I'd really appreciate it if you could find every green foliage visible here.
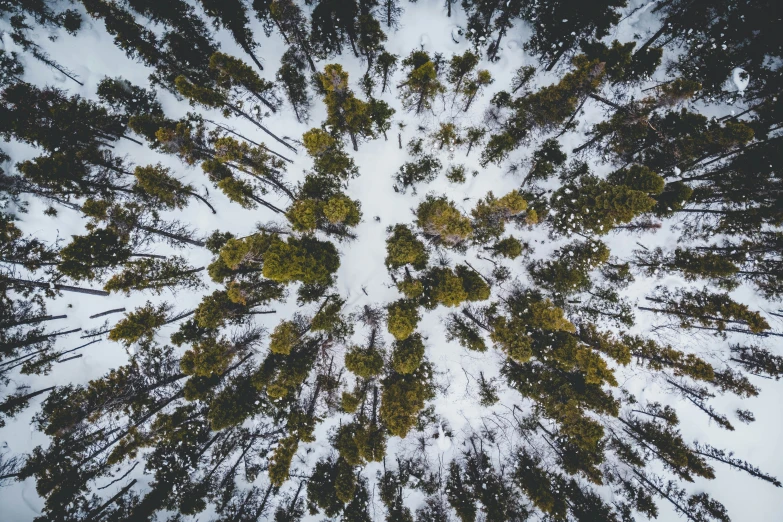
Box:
[263,235,340,285]
[549,170,659,235]
[489,236,524,259]
[385,225,429,270]
[108,302,169,346]
[580,39,662,84]
[318,63,394,150]
[386,299,421,340]
[470,190,528,243]
[391,333,425,374]
[345,346,385,378]
[415,196,472,247]
[269,320,301,355]
[399,50,445,114]
[380,364,432,437]
[180,336,234,377]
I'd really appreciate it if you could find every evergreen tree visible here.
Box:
[398,51,445,115]
[520,0,626,70]
[481,56,605,165]
[278,49,312,123]
[196,0,266,71]
[414,195,472,248]
[318,64,394,150]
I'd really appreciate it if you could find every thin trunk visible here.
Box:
[239,39,264,72]
[0,339,99,374]
[146,267,205,286]
[556,97,588,138]
[129,253,167,260]
[252,483,275,520]
[249,194,285,214]
[225,161,295,199]
[635,23,669,57]
[694,448,782,487]
[572,133,604,154]
[0,315,67,328]
[120,134,144,145]
[4,326,81,348]
[292,25,317,73]
[463,91,478,112]
[164,310,195,325]
[32,49,84,86]
[137,226,205,247]
[97,462,140,491]
[185,190,217,214]
[588,92,626,111]
[416,89,426,114]
[638,305,752,328]
[488,29,504,62]
[247,88,277,113]
[226,103,298,153]
[545,47,568,72]
[630,468,697,521]
[85,479,138,521]
[207,120,293,163]
[0,386,56,414]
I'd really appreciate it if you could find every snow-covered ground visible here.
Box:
[2,0,782,520]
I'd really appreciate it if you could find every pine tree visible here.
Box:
[196,0,265,71]
[318,64,394,150]
[385,225,429,270]
[386,299,420,341]
[520,0,626,70]
[278,49,312,123]
[481,56,605,165]
[375,51,399,93]
[398,51,445,115]
[415,195,472,248]
[309,0,361,58]
[267,0,318,72]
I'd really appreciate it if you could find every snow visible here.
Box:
[436,423,452,452]
[0,0,782,521]
[732,67,750,93]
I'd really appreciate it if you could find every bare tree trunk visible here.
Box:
[227,103,298,153]
[85,479,138,521]
[6,278,109,296]
[1,315,67,328]
[137,226,205,247]
[0,386,56,414]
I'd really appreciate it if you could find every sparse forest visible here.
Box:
[1,0,783,521]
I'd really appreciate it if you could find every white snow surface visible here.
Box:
[732,67,749,93]
[1,0,782,520]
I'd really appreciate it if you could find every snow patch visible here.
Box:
[732,67,749,93]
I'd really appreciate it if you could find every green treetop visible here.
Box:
[398,50,445,115]
[415,196,472,248]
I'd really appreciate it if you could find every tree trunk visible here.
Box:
[1,315,67,329]
[572,133,604,154]
[545,47,568,72]
[227,103,298,153]
[635,23,669,57]
[0,386,56,414]
[5,278,110,296]
[588,92,626,111]
[249,194,286,214]
[185,190,217,214]
[207,120,294,163]
[85,479,138,521]
[137,226,205,247]
[240,40,264,72]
